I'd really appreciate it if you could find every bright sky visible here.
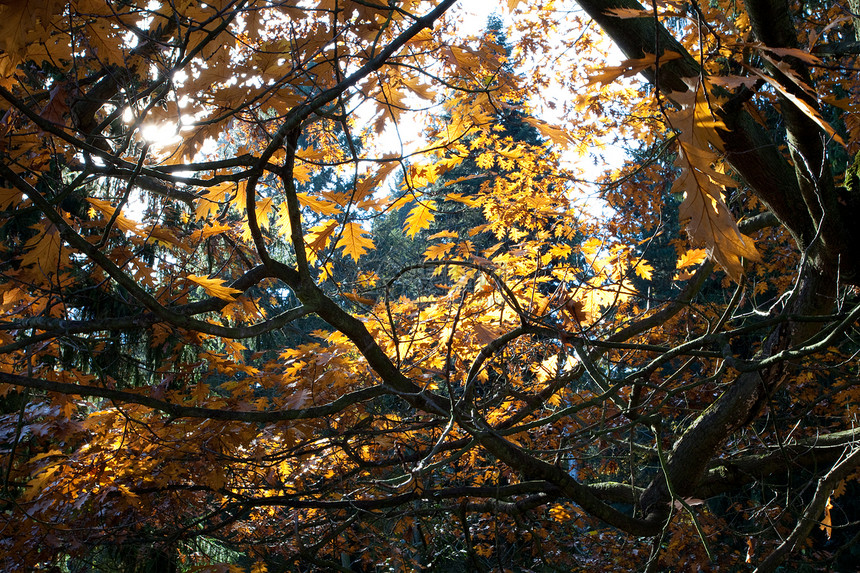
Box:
[133,2,626,220]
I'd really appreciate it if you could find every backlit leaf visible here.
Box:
[404,201,436,238]
[336,222,374,262]
[186,274,243,301]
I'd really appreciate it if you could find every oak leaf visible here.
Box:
[336,222,374,262]
[0,186,22,210]
[424,242,455,260]
[297,192,341,216]
[634,261,654,281]
[20,220,62,274]
[305,220,339,257]
[186,274,243,301]
[343,292,376,306]
[748,66,845,146]
[588,52,682,86]
[668,79,761,280]
[404,201,436,238]
[676,248,708,269]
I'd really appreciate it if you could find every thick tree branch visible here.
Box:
[0,370,388,423]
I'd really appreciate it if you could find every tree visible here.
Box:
[1,0,859,570]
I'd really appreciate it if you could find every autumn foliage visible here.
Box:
[2,0,860,571]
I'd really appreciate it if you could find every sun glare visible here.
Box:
[141,122,181,147]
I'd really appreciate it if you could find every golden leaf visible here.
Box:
[274,203,292,237]
[20,220,62,274]
[524,117,573,147]
[186,274,242,301]
[428,230,458,240]
[336,222,374,262]
[676,248,708,269]
[305,220,339,257]
[404,201,436,238]
[424,242,455,260]
[255,196,274,230]
[748,67,845,146]
[588,52,682,86]
[634,261,654,281]
[87,198,139,235]
[297,192,341,216]
[200,223,232,238]
[668,79,761,280]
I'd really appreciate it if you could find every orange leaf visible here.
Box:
[820,494,834,539]
[342,291,375,306]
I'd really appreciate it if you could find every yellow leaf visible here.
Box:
[200,223,232,238]
[476,152,494,170]
[186,274,242,301]
[293,162,311,184]
[588,52,682,86]
[20,220,62,274]
[748,67,845,146]
[336,222,374,262]
[195,181,233,220]
[668,79,761,280]
[255,196,273,229]
[533,355,559,384]
[297,192,341,216]
[424,242,454,260]
[445,193,482,207]
[524,117,573,147]
[634,261,654,281]
[676,248,708,269]
[404,201,436,238]
[275,203,292,237]
[305,220,339,257]
[87,198,139,235]
[428,230,458,240]
[357,270,378,288]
